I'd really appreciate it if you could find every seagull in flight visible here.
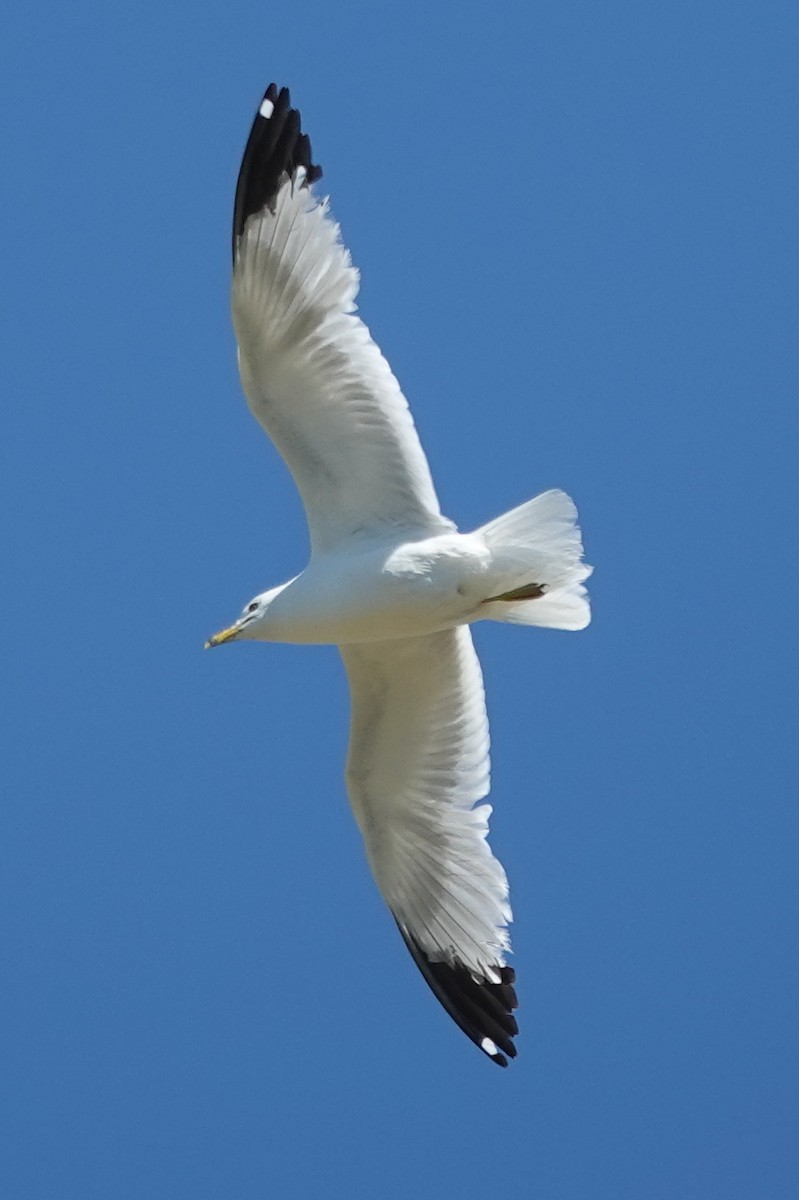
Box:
[206,84,592,1066]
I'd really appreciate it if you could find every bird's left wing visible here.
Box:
[340,628,518,1066]
[232,85,453,554]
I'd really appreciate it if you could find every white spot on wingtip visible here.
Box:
[481,1037,498,1057]
[259,97,275,119]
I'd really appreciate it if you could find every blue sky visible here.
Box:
[2,2,797,1197]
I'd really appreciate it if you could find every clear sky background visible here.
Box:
[2,2,797,1197]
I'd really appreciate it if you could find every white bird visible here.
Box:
[207,84,592,1066]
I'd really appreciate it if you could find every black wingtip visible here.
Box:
[232,83,323,262]
[396,923,518,1067]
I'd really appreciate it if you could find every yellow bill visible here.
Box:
[204,623,240,649]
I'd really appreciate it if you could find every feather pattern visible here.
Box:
[341,628,517,1064]
[232,87,453,553]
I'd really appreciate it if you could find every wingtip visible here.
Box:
[232,83,323,261]
[396,923,519,1066]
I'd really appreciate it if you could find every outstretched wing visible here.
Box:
[340,628,518,1066]
[232,85,453,554]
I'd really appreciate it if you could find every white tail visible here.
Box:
[476,489,592,631]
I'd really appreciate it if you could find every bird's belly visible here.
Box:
[266,536,488,645]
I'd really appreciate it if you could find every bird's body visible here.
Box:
[207,84,592,1066]
[232,531,493,645]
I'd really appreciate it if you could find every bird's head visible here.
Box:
[204,589,276,648]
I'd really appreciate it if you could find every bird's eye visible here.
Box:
[246,601,258,613]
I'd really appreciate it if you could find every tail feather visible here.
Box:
[476,489,592,631]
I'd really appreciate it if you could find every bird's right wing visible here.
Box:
[340,628,518,1066]
[232,85,453,554]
